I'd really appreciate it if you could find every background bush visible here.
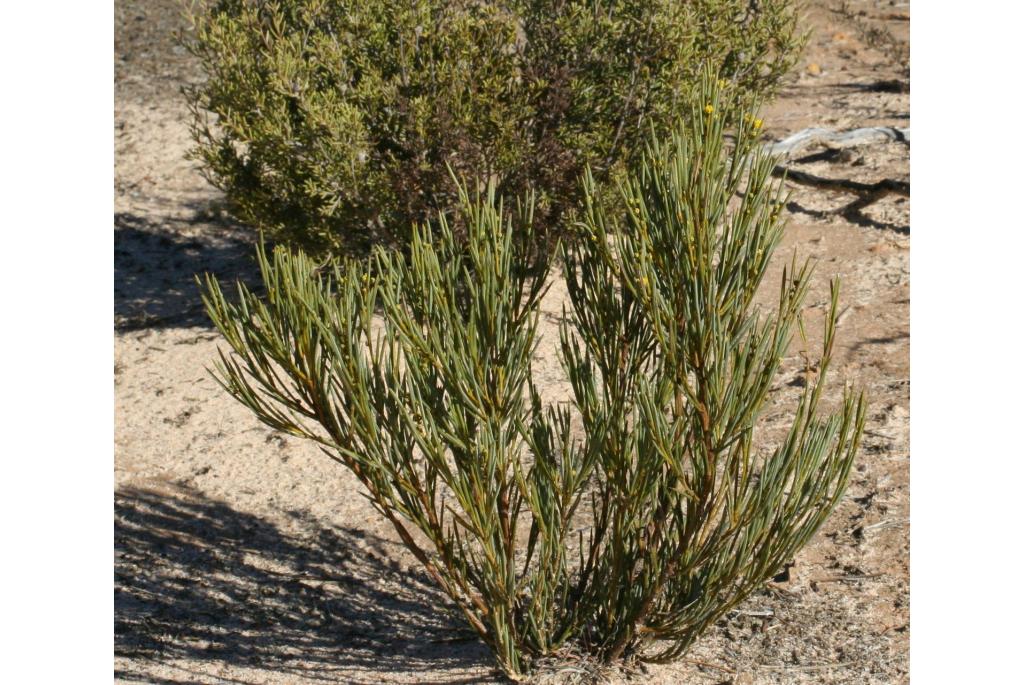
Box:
[201,79,864,678]
[186,0,803,257]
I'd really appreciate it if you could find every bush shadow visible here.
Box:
[114,485,493,684]
[783,200,910,235]
[114,211,263,332]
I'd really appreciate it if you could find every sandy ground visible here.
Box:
[114,1,909,683]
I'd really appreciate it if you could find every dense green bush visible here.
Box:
[186,0,803,257]
[201,80,863,678]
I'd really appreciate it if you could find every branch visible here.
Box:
[763,126,909,228]
[765,126,909,160]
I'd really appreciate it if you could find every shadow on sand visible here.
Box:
[114,485,494,684]
[114,211,263,332]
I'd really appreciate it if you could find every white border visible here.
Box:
[3,3,112,681]
[913,2,1023,681]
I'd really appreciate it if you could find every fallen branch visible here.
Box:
[762,126,910,228]
[765,126,909,160]
[757,658,878,673]
[810,572,883,584]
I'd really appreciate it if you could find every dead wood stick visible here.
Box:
[765,126,909,160]
[753,126,910,221]
[811,572,883,583]
[757,659,874,672]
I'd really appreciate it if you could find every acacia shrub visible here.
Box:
[200,78,863,678]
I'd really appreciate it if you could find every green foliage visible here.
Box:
[185,0,803,257]
[201,83,864,678]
